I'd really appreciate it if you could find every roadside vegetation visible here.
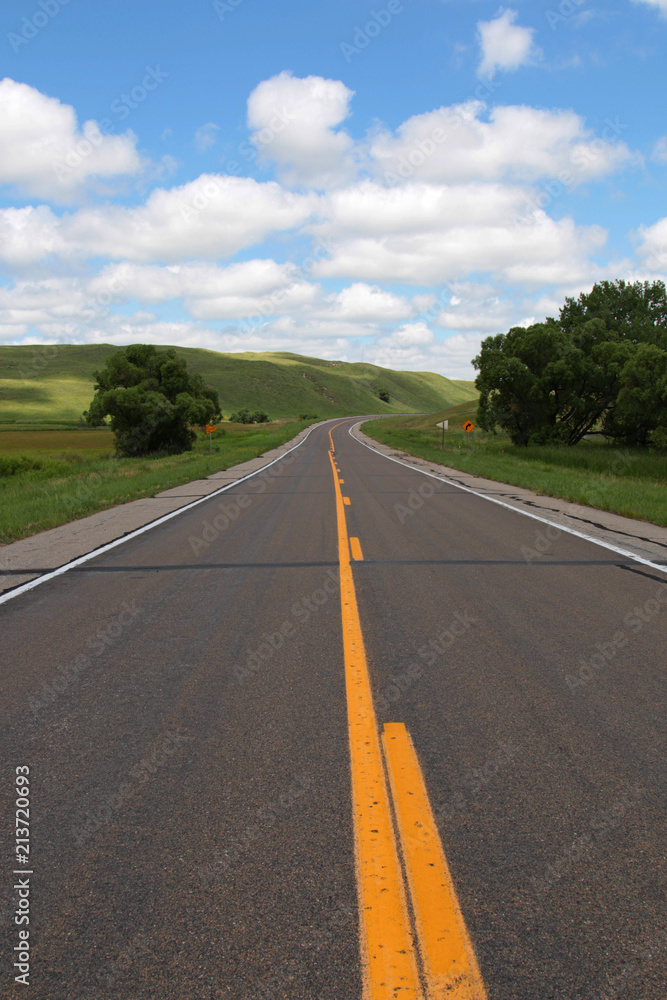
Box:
[0,420,314,544]
[366,279,667,527]
[474,280,667,448]
[364,403,667,527]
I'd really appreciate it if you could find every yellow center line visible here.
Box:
[350,537,364,562]
[328,425,422,1000]
[343,497,351,505]
[328,423,487,1000]
[383,724,488,1000]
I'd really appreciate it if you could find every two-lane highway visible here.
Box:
[1,418,665,998]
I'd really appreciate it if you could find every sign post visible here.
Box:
[205,424,217,451]
[462,420,475,453]
[436,420,448,448]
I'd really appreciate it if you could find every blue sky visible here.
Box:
[1,0,666,377]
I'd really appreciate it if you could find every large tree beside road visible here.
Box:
[473,280,667,446]
[85,344,221,456]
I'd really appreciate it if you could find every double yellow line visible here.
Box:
[328,427,487,1000]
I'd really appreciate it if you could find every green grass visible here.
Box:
[364,406,667,527]
[0,420,314,544]
[0,344,477,425]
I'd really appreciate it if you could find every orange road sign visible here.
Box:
[462,420,475,433]
[205,424,217,433]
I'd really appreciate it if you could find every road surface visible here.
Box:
[1,418,665,998]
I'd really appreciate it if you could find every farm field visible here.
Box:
[0,420,314,544]
[364,404,667,527]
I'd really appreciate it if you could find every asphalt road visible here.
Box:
[1,418,665,999]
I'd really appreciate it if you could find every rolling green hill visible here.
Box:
[0,345,477,425]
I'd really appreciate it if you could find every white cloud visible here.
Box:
[631,0,667,16]
[324,283,412,322]
[312,180,607,286]
[635,216,667,274]
[477,10,540,79]
[651,136,667,163]
[0,78,142,201]
[0,72,653,381]
[194,123,219,151]
[247,71,356,188]
[0,206,66,265]
[87,259,301,303]
[369,103,638,185]
[0,175,316,265]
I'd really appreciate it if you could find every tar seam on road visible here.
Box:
[0,419,339,608]
[350,423,667,578]
[329,424,487,1000]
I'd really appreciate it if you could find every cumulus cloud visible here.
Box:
[0,176,316,265]
[635,216,667,273]
[631,0,667,15]
[652,136,667,163]
[0,78,142,201]
[311,180,607,286]
[0,71,653,379]
[0,206,67,265]
[194,123,219,151]
[477,10,540,79]
[369,102,638,185]
[247,71,356,188]
[322,283,412,323]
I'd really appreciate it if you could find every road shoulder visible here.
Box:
[352,422,667,571]
[0,420,330,596]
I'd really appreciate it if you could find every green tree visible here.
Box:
[84,345,220,456]
[474,280,667,446]
[602,343,667,446]
[378,388,390,402]
[228,408,269,424]
[560,279,667,349]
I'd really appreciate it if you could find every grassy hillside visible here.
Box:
[0,345,477,425]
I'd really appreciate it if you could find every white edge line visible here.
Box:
[0,419,340,607]
[349,422,667,578]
